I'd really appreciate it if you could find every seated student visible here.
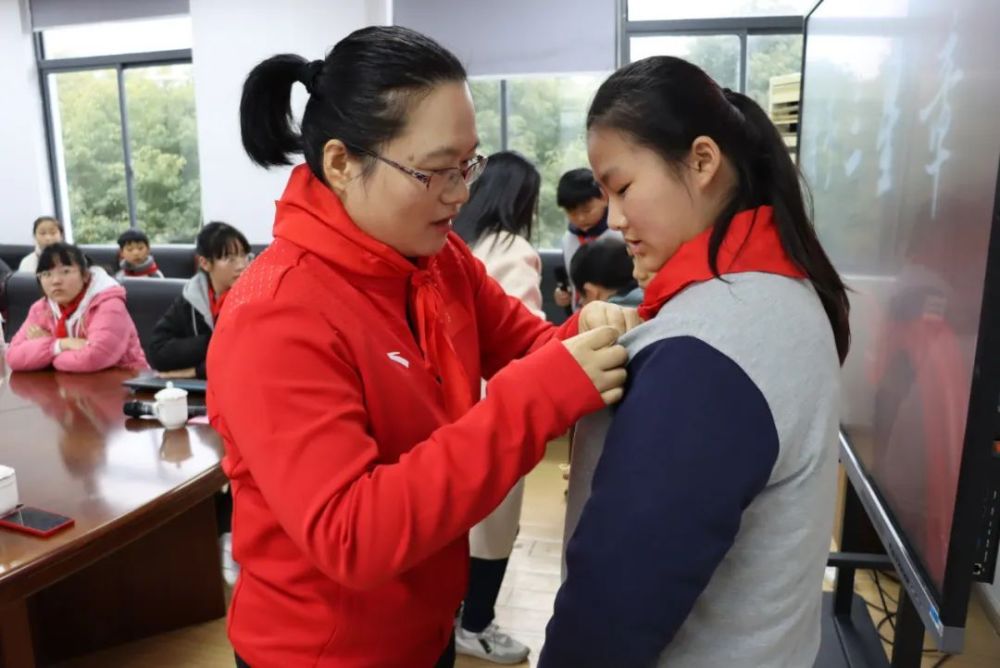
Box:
[553,168,619,310]
[116,229,164,278]
[570,238,643,308]
[19,216,64,273]
[6,243,148,373]
[149,221,250,379]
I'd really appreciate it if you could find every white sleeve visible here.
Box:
[486,237,545,321]
[18,254,37,273]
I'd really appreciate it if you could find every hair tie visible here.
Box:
[721,87,746,123]
[299,59,325,95]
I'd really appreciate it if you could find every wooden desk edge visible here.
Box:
[0,464,227,604]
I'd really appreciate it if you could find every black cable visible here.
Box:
[864,598,888,615]
[869,570,943,655]
[880,569,901,583]
[877,613,896,645]
[873,571,896,632]
[930,653,953,667]
[878,570,900,604]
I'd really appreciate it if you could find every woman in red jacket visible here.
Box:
[209,26,633,668]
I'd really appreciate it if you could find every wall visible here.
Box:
[0,0,56,243]
[189,0,388,243]
[394,0,616,76]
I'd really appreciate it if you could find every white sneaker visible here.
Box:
[455,623,530,664]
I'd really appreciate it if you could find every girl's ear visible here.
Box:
[688,135,724,192]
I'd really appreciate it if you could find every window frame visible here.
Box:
[35,32,194,234]
[619,15,805,95]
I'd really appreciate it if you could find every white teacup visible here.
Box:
[0,466,18,516]
[154,382,189,430]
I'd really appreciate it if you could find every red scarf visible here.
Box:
[54,281,90,338]
[208,285,228,321]
[272,164,474,420]
[638,206,807,320]
[124,260,161,277]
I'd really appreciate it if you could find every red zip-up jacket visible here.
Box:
[207,170,603,667]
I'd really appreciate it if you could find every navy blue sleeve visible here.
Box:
[539,336,780,668]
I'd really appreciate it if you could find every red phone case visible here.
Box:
[0,509,75,538]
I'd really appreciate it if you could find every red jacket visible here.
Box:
[207,166,602,667]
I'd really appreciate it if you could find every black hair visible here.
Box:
[36,242,89,275]
[570,238,637,296]
[557,168,604,210]
[196,221,251,261]
[117,228,151,249]
[453,151,540,247]
[33,216,64,236]
[240,26,467,179]
[588,56,850,363]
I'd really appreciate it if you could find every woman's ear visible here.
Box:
[196,255,212,273]
[322,139,360,197]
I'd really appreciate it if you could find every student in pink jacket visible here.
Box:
[6,243,148,373]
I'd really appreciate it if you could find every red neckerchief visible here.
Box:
[54,279,91,338]
[272,164,474,420]
[569,212,609,247]
[208,285,229,321]
[638,206,807,320]
[124,260,161,277]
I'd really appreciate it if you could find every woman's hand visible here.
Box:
[158,367,198,380]
[26,325,51,340]
[58,338,87,351]
[577,301,642,337]
[562,326,628,405]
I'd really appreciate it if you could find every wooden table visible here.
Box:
[0,365,227,667]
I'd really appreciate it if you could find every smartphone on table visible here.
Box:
[0,505,75,538]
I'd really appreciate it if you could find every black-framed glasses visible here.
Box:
[350,146,488,191]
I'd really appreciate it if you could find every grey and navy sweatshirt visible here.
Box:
[544,271,841,668]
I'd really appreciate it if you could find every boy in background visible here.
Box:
[553,168,619,309]
[116,229,164,279]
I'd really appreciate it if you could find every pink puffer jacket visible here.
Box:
[6,267,148,373]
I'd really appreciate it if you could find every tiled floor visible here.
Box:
[57,438,1000,667]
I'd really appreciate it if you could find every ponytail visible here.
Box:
[715,89,851,363]
[240,54,311,167]
[238,26,466,179]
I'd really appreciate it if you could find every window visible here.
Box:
[623,10,806,163]
[39,17,201,244]
[468,74,606,249]
[629,35,741,89]
[627,0,816,20]
[506,75,604,249]
[747,34,804,108]
[48,69,130,244]
[123,65,202,243]
[41,16,193,60]
[469,79,503,156]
